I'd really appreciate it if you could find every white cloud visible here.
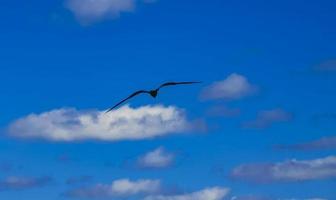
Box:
[201,73,257,101]
[66,179,229,200]
[231,155,336,183]
[144,187,230,200]
[138,147,175,168]
[65,0,155,24]
[8,105,199,142]
[243,109,292,129]
[66,178,161,198]
[110,179,160,195]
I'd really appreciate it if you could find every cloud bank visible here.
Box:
[66,178,161,198]
[66,179,229,200]
[243,109,292,129]
[201,73,257,101]
[66,0,155,24]
[0,176,52,190]
[231,156,336,183]
[144,187,230,200]
[137,147,175,169]
[8,105,200,142]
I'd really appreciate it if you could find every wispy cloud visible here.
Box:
[137,147,175,169]
[144,187,230,200]
[242,109,292,129]
[65,178,161,198]
[231,156,336,183]
[65,0,156,24]
[276,136,336,151]
[8,105,201,142]
[0,176,52,190]
[200,73,257,101]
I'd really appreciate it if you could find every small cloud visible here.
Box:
[8,105,200,142]
[231,155,336,183]
[206,105,241,117]
[66,176,93,185]
[0,176,52,190]
[314,59,336,72]
[65,178,161,198]
[144,187,230,200]
[242,109,292,129]
[200,73,257,101]
[65,0,156,24]
[276,136,336,151]
[137,147,175,169]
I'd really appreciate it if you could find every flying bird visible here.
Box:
[106,81,201,113]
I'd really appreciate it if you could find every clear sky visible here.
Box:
[0,0,336,200]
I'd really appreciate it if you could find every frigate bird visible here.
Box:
[106,81,201,113]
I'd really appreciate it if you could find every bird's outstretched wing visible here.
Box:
[157,81,202,90]
[106,90,149,113]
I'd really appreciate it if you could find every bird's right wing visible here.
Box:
[105,90,149,113]
[157,81,202,90]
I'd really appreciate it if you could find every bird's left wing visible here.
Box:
[105,90,149,113]
[157,81,202,90]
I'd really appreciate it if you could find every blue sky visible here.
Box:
[0,0,336,199]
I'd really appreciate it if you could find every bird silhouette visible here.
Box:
[106,81,201,113]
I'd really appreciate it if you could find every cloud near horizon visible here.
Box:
[66,178,229,200]
[231,155,336,183]
[144,187,230,200]
[8,105,203,142]
[200,73,257,101]
[65,178,161,198]
[66,0,156,24]
[137,147,175,169]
